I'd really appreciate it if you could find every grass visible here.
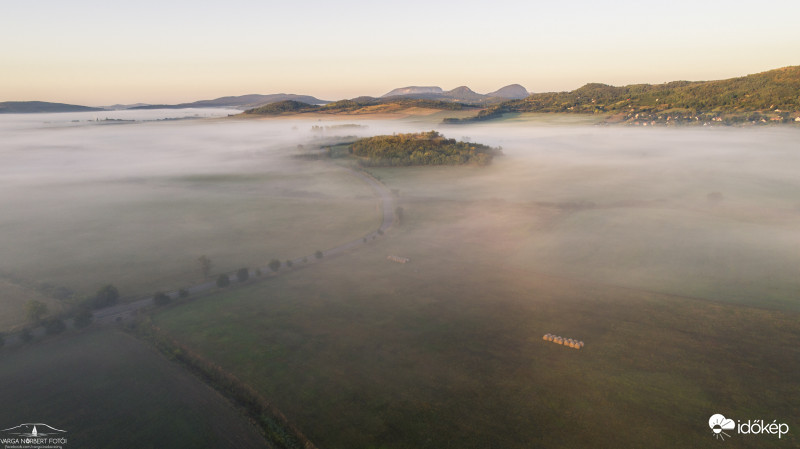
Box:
[362,132,800,312]
[0,162,380,322]
[152,195,800,449]
[149,127,800,447]
[0,279,64,332]
[7,119,799,448]
[0,328,266,449]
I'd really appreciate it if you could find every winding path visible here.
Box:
[3,164,395,345]
[94,166,395,325]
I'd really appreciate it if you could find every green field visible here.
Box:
[0,159,379,331]
[0,328,267,448]
[363,127,800,311]
[5,118,799,448]
[152,216,800,448]
[148,126,800,448]
[0,279,65,332]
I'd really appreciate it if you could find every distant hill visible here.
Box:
[243,100,319,115]
[244,97,474,116]
[443,86,485,102]
[130,94,330,110]
[350,131,500,166]
[445,66,800,124]
[381,84,530,103]
[486,84,529,99]
[382,86,444,97]
[0,101,103,114]
[102,103,150,110]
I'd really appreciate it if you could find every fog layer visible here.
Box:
[1,111,799,324]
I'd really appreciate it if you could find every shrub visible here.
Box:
[216,274,231,288]
[44,318,66,335]
[269,259,281,272]
[314,250,323,259]
[92,284,120,309]
[154,292,171,306]
[26,300,48,323]
[237,268,250,282]
[178,288,189,298]
[73,308,93,328]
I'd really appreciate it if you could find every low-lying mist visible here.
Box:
[1,111,799,330]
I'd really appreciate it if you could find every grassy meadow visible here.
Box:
[152,209,800,449]
[0,117,381,330]
[3,114,799,448]
[0,328,266,448]
[151,124,800,449]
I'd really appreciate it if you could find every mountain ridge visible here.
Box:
[444,66,800,124]
[381,84,529,103]
[0,101,104,114]
[129,93,330,110]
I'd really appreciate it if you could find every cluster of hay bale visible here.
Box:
[387,255,410,264]
[543,333,584,349]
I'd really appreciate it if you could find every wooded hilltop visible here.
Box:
[349,131,500,166]
[444,66,800,125]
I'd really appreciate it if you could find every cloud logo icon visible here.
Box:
[709,414,735,440]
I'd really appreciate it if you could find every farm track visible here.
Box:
[3,165,396,344]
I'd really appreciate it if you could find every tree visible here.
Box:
[255,268,262,277]
[178,288,189,298]
[0,332,5,348]
[216,274,230,288]
[314,250,323,259]
[269,259,281,272]
[21,328,33,343]
[198,255,212,279]
[73,308,93,328]
[44,318,66,335]
[154,292,171,306]
[26,300,48,323]
[237,268,250,282]
[92,284,119,309]
[285,260,293,268]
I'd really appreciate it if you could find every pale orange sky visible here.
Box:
[2,0,798,105]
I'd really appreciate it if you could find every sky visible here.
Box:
[2,0,799,105]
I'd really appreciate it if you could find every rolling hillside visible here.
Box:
[445,66,800,124]
[0,101,103,113]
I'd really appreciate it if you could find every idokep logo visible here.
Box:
[708,413,790,441]
[709,414,736,440]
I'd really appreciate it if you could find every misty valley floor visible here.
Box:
[151,191,800,449]
[2,114,800,448]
